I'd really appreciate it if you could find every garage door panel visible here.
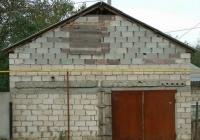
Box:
[112,91,143,140]
[144,90,176,140]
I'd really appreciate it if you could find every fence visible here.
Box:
[0,52,9,92]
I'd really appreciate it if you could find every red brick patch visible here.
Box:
[108,59,120,65]
[97,59,107,65]
[85,59,96,65]
[154,59,165,64]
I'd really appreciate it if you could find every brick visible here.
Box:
[87,17,99,22]
[32,54,43,59]
[104,37,115,42]
[134,42,145,48]
[27,105,37,109]
[121,21,132,26]
[50,48,61,54]
[9,54,18,59]
[146,53,157,59]
[110,32,121,37]
[16,127,26,132]
[86,111,96,115]
[169,53,180,58]
[32,110,42,115]
[152,37,163,42]
[165,59,175,64]
[83,59,95,65]
[132,59,143,64]
[19,54,30,59]
[38,116,48,121]
[32,76,42,81]
[108,26,115,32]
[97,59,107,65]
[49,59,60,64]
[115,16,125,21]
[38,105,48,110]
[158,53,169,59]
[75,110,85,115]
[53,110,63,115]
[146,43,157,48]
[128,37,139,42]
[116,26,127,31]
[144,59,154,64]
[140,37,151,42]
[128,47,139,53]
[28,126,38,132]
[125,53,135,59]
[37,48,48,53]
[27,116,37,121]
[75,17,87,22]
[49,116,58,121]
[164,48,175,53]
[116,37,126,42]
[146,31,156,37]
[56,54,67,59]
[170,75,180,80]
[43,99,53,104]
[30,43,41,48]
[120,59,132,64]
[47,37,60,42]
[73,59,85,64]
[36,37,47,42]
[134,31,145,37]
[154,59,165,64]
[61,59,73,65]
[108,59,120,65]
[110,42,121,48]
[117,48,127,53]
[55,42,69,48]
[42,31,54,37]
[24,48,36,53]
[152,48,163,53]
[43,110,52,115]
[110,21,121,26]
[16,105,27,109]
[24,59,35,64]
[128,26,139,31]
[54,31,66,37]
[122,32,133,37]
[181,53,190,58]
[140,48,151,53]
[158,43,170,48]
[128,75,138,80]
[44,54,55,59]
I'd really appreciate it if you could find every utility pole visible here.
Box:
[107,0,111,5]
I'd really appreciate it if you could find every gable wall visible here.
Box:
[9,15,191,140]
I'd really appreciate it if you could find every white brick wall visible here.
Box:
[12,93,98,139]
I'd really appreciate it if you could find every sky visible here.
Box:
[75,0,200,47]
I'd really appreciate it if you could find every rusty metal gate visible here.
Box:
[112,90,176,140]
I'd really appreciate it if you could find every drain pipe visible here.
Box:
[67,71,70,140]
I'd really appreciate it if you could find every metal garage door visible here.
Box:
[112,90,176,140]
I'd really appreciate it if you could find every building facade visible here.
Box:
[2,2,196,140]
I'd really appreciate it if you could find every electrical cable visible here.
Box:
[165,27,200,33]
[178,23,200,39]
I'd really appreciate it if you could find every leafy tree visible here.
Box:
[0,0,86,91]
[191,39,200,67]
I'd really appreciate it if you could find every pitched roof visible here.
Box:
[191,64,200,82]
[1,2,196,53]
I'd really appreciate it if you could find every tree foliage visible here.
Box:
[191,39,200,67]
[0,0,86,91]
